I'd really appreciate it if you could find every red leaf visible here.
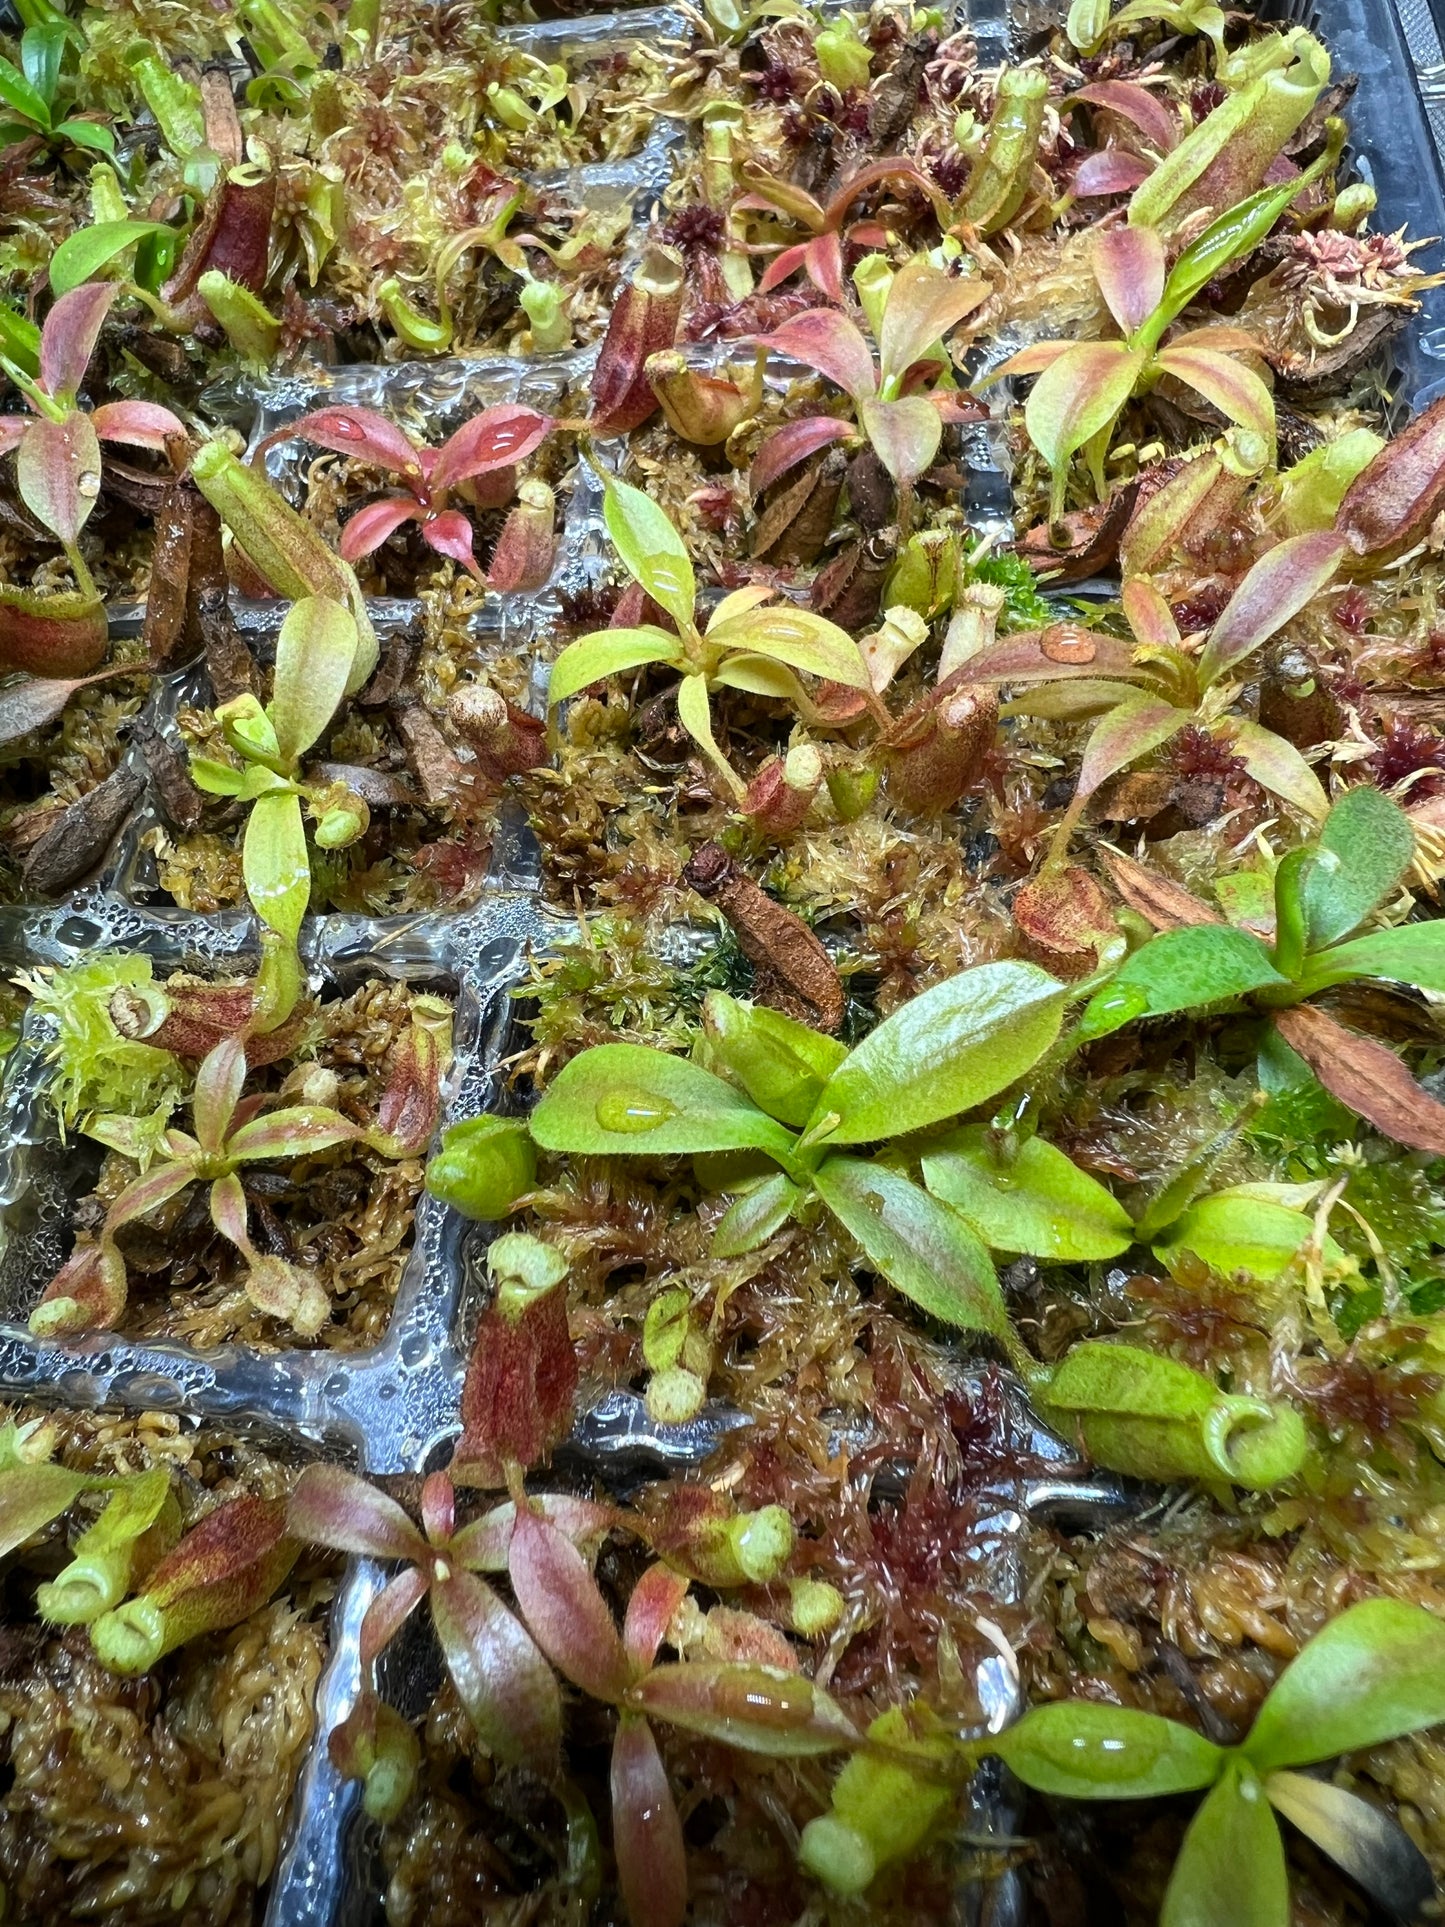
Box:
[287,1465,428,1564]
[1073,148,1153,196]
[1272,1005,1445,1154]
[508,1507,630,1703]
[612,1718,688,1927]
[1091,226,1165,336]
[421,1471,454,1546]
[430,1568,561,1773]
[339,496,421,562]
[266,407,424,486]
[1070,81,1178,153]
[39,281,117,402]
[804,232,846,303]
[421,508,483,578]
[429,405,553,494]
[748,416,855,497]
[755,309,877,404]
[757,241,811,296]
[624,1564,691,1674]
[1100,847,1221,930]
[90,400,188,451]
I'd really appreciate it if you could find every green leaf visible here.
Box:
[49,220,167,298]
[242,788,310,947]
[1300,921,1445,996]
[21,24,65,111]
[675,670,744,797]
[529,1042,800,1166]
[1243,1596,1445,1774]
[1152,1191,1320,1283]
[857,395,942,491]
[1301,787,1415,950]
[0,53,49,127]
[1161,1762,1288,1927]
[188,756,247,797]
[1079,926,1286,1038]
[699,991,847,1128]
[921,1126,1134,1260]
[268,595,358,768]
[991,1700,1224,1799]
[602,476,695,631]
[807,962,1067,1148]
[1222,719,1328,822]
[706,606,870,688]
[545,627,682,707]
[812,1156,1009,1335]
[53,119,114,155]
[711,1170,801,1256]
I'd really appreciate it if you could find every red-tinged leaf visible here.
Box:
[1336,393,1445,561]
[0,666,131,747]
[265,407,423,485]
[748,416,855,496]
[1272,1005,1445,1154]
[877,259,988,387]
[17,411,102,545]
[1100,847,1221,930]
[1198,530,1347,688]
[226,1105,361,1162]
[1122,576,1182,649]
[509,1507,630,1703]
[1091,226,1165,336]
[450,1494,617,1571]
[373,1008,446,1159]
[192,1034,246,1154]
[421,1471,454,1546]
[629,1662,859,1757]
[624,1564,691,1674]
[612,1718,688,1927]
[756,309,877,404]
[421,508,483,578]
[39,280,117,402]
[359,1567,430,1669]
[0,417,26,456]
[757,241,812,297]
[430,1568,561,1772]
[90,399,188,451]
[1024,341,1147,481]
[1220,718,1328,820]
[1073,148,1153,195]
[208,1170,257,1262]
[1153,342,1276,451]
[1075,696,1188,808]
[804,231,846,303]
[339,495,421,562]
[30,1239,129,1336]
[858,394,941,490]
[933,390,989,424]
[989,340,1077,382]
[1071,80,1179,152]
[430,405,553,494]
[963,629,1145,685]
[287,1464,428,1564]
[104,1158,197,1238]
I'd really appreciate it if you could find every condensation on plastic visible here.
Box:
[0,2,1435,1920]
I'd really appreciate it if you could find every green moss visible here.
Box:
[18,956,185,1139]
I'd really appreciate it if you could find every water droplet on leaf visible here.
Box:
[595,1089,679,1133]
[77,471,100,499]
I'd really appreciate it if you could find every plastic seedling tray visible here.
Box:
[0,3,1440,1920]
